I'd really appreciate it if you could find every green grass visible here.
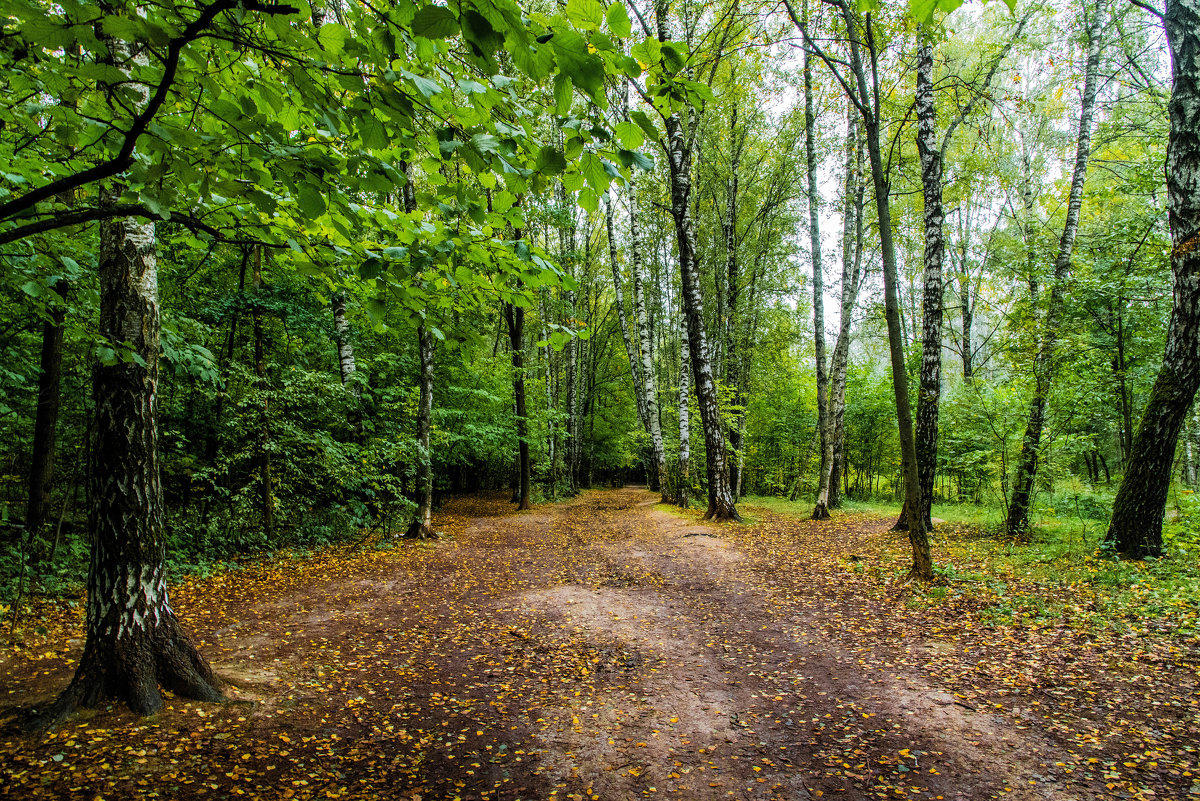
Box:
[740,490,1200,637]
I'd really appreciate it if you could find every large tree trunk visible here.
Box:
[34,206,220,728]
[804,37,833,521]
[656,1,739,522]
[913,29,945,533]
[1105,0,1200,558]
[828,101,866,511]
[25,279,69,543]
[505,303,531,510]
[1006,6,1103,537]
[34,19,223,724]
[406,324,436,538]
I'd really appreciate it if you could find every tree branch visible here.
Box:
[0,204,291,248]
[0,0,299,223]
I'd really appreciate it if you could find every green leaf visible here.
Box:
[631,151,654,170]
[471,133,501,154]
[412,5,459,38]
[536,146,567,175]
[100,15,143,43]
[317,23,349,53]
[909,0,937,22]
[630,110,660,140]
[553,73,574,116]
[565,0,606,31]
[298,183,327,219]
[606,2,632,38]
[614,120,644,149]
[550,29,604,98]
[561,171,585,192]
[21,281,41,298]
[577,186,599,213]
[631,37,661,67]
[359,113,389,151]
[581,153,611,193]
[405,71,443,98]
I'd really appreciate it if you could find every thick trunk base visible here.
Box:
[704,499,743,522]
[811,503,831,521]
[29,617,221,731]
[403,521,438,540]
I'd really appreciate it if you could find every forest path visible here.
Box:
[4,488,1188,800]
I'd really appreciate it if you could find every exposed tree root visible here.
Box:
[25,618,222,732]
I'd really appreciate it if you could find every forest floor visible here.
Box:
[1,487,1198,801]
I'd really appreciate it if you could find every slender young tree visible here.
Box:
[1006,3,1104,536]
[827,101,866,510]
[789,0,931,578]
[803,13,834,521]
[607,192,650,434]
[912,27,945,533]
[26,279,70,543]
[1105,0,1200,557]
[654,0,740,521]
[404,167,436,539]
[630,182,670,499]
[251,248,273,539]
[723,100,747,501]
[407,323,437,537]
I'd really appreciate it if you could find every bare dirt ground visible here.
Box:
[2,487,1197,800]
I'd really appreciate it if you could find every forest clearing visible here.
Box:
[2,487,1196,801]
[2,0,1200,798]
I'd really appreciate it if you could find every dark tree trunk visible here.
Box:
[251,249,273,540]
[203,252,247,466]
[406,325,436,538]
[505,303,531,511]
[798,2,931,578]
[34,206,220,728]
[539,293,558,500]
[26,279,69,543]
[1006,6,1103,537]
[958,244,974,380]
[1106,0,1200,558]
[913,29,945,533]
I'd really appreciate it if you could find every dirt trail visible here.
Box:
[0,488,1142,800]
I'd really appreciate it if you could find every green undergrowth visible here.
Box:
[742,492,1200,640]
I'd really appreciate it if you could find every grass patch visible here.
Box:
[742,491,1200,638]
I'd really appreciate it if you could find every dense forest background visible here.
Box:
[0,0,1197,691]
